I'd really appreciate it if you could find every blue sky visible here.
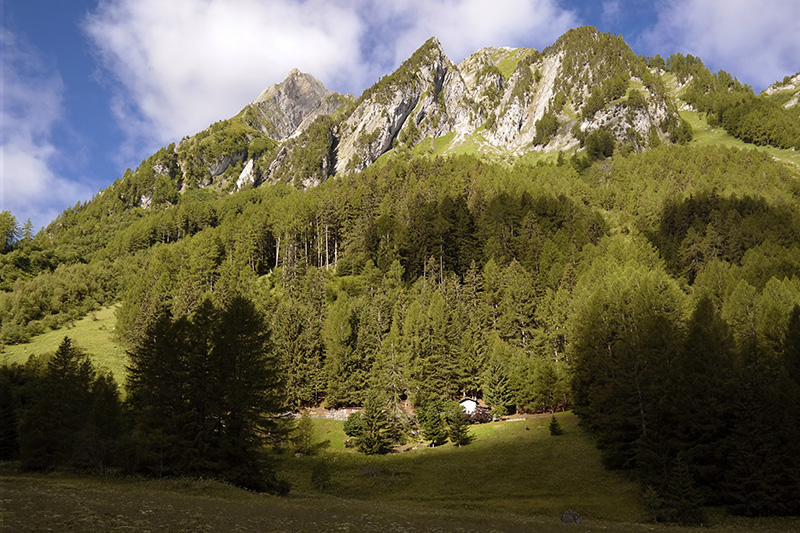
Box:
[2,0,799,231]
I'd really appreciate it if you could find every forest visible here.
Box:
[2,137,800,523]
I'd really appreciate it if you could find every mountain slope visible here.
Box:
[129,26,691,198]
[764,71,800,114]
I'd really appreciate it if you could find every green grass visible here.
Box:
[0,305,126,381]
[680,110,800,166]
[409,132,457,158]
[516,148,564,166]
[283,413,644,524]
[495,48,526,79]
[4,413,799,531]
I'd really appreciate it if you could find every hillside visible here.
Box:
[2,26,800,525]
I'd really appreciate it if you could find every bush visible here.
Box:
[464,407,492,424]
[343,412,365,438]
[311,460,331,491]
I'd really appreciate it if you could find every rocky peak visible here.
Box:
[334,37,462,174]
[246,68,347,141]
[254,68,325,105]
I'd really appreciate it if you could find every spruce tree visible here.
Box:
[419,399,448,446]
[356,393,393,454]
[18,337,94,470]
[445,401,470,446]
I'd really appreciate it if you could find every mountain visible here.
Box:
[3,26,800,518]
[763,71,800,113]
[75,26,799,207]
[121,27,699,200]
[241,27,684,185]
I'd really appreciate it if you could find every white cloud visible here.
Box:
[640,0,800,91]
[0,29,92,231]
[84,0,578,158]
[84,0,366,151]
[384,0,578,67]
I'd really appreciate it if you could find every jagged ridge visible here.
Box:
[103,26,753,209]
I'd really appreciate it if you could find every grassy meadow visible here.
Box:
[680,109,800,166]
[0,305,127,382]
[3,413,799,532]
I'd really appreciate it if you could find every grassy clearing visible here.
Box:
[0,305,126,381]
[680,110,800,166]
[410,132,457,158]
[4,413,799,531]
[283,413,644,524]
[495,48,526,79]
[516,148,563,166]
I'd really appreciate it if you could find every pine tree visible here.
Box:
[445,401,470,446]
[723,335,791,516]
[126,308,189,477]
[781,305,800,514]
[0,365,23,460]
[77,372,124,474]
[18,337,94,470]
[356,393,394,454]
[419,399,448,446]
[212,295,287,491]
[664,296,735,497]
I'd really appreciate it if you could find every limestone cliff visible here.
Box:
[245,68,350,141]
[164,27,695,198]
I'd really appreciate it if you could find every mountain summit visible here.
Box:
[100,26,799,202]
[232,27,684,189]
[246,68,349,141]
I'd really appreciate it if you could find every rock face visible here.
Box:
[330,27,679,177]
[246,68,350,141]
[169,27,690,194]
[764,72,800,110]
[334,37,468,174]
[236,159,256,190]
[485,51,565,151]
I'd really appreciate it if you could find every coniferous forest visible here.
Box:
[2,29,800,526]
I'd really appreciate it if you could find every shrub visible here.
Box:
[343,412,364,438]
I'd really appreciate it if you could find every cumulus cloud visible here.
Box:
[640,0,800,91]
[0,29,92,231]
[84,0,578,156]
[84,0,366,151]
[373,0,578,68]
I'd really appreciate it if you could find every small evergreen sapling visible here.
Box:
[549,414,564,436]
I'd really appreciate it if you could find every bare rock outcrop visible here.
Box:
[246,69,349,141]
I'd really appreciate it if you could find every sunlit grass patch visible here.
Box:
[282,413,643,523]
[1,304,126,381]
[681,110,800,166]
